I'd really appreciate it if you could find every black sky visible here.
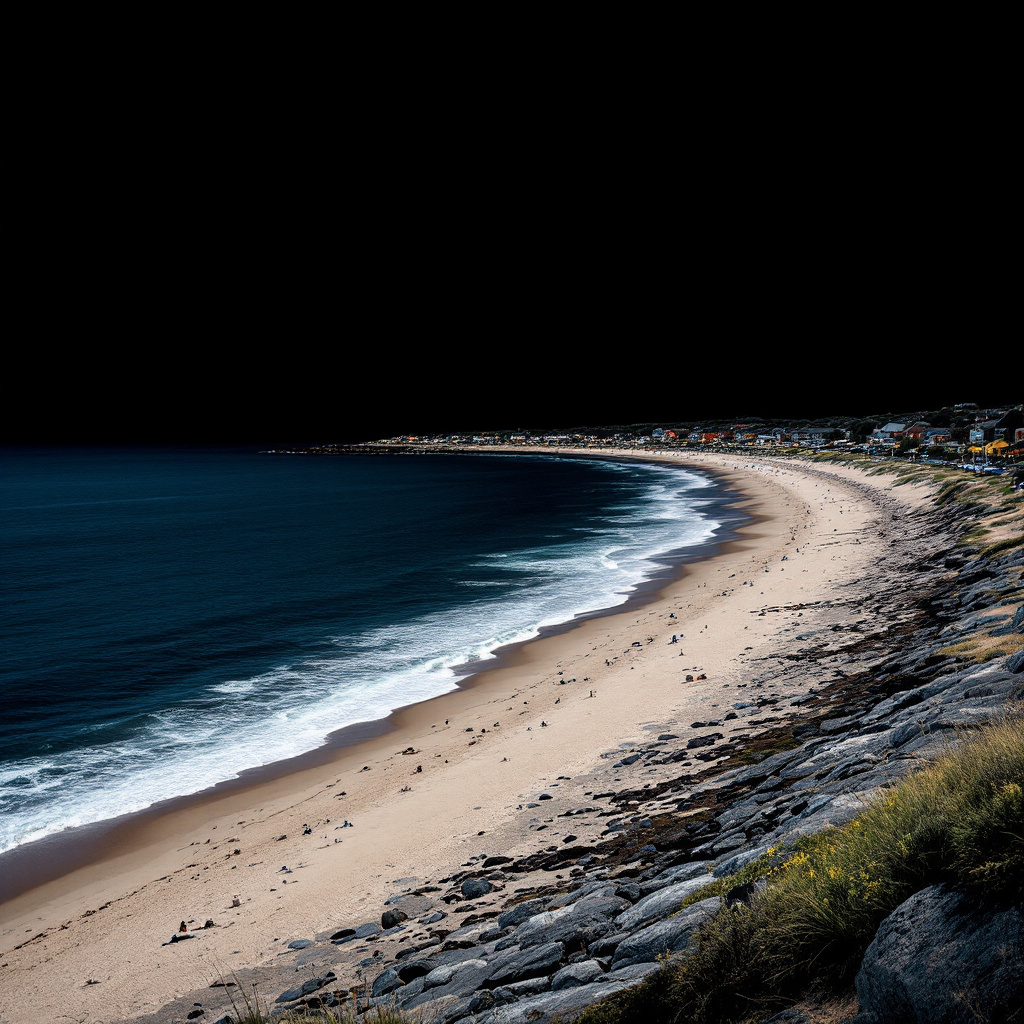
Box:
[11,117,1015,449]
[13,348,1016,448]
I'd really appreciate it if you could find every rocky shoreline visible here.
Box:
[128,463,1024,1024]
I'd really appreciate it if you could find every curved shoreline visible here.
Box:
[0,452,752,904]
[0,449,937,1024]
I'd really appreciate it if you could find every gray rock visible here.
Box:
[556,889,632,920]
[475,977,656,1024]
[496,897,549,930]
[462,877,495,899]
[494,976,551,998]
[587,930,629,959]
[370,966,403,998]
[550,959,604,990]
[397,992,478,1024]
[854,884,1024,1024]
[687,733,722,749]
[381,908,408,929]
[485,941,566,988]
[614,875,710,929]
[517,912,617,954]
[400,958,494,1010]
[601,961,662,984]
[324,920,380,943]
[422,958,490,993]
[993,603,1024,634]
[610,897,722,969]
[639,859,715,891]
[546,880,618,909]
[276,972,336,1003]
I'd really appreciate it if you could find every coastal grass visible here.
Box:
[569,712,1024,1024]
[218,976,409,1023]
[981,531,1024,556]
[940,633,1024,665]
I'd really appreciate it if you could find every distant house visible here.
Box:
[872,422,907,441]
[790,428,831,445]
[903,421,931,440]
[977,410,1024,443]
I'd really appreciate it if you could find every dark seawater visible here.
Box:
[0,444,736,856]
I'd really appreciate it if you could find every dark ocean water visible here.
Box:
[0,445,736,856]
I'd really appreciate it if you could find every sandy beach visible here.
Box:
[0,450,937,1024]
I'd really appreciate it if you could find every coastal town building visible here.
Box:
[977,409,1024,443]
[355,404,1022,469]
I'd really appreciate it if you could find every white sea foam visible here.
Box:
[0,457,727,855]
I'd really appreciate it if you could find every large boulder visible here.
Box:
[854,884,1024,1023]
